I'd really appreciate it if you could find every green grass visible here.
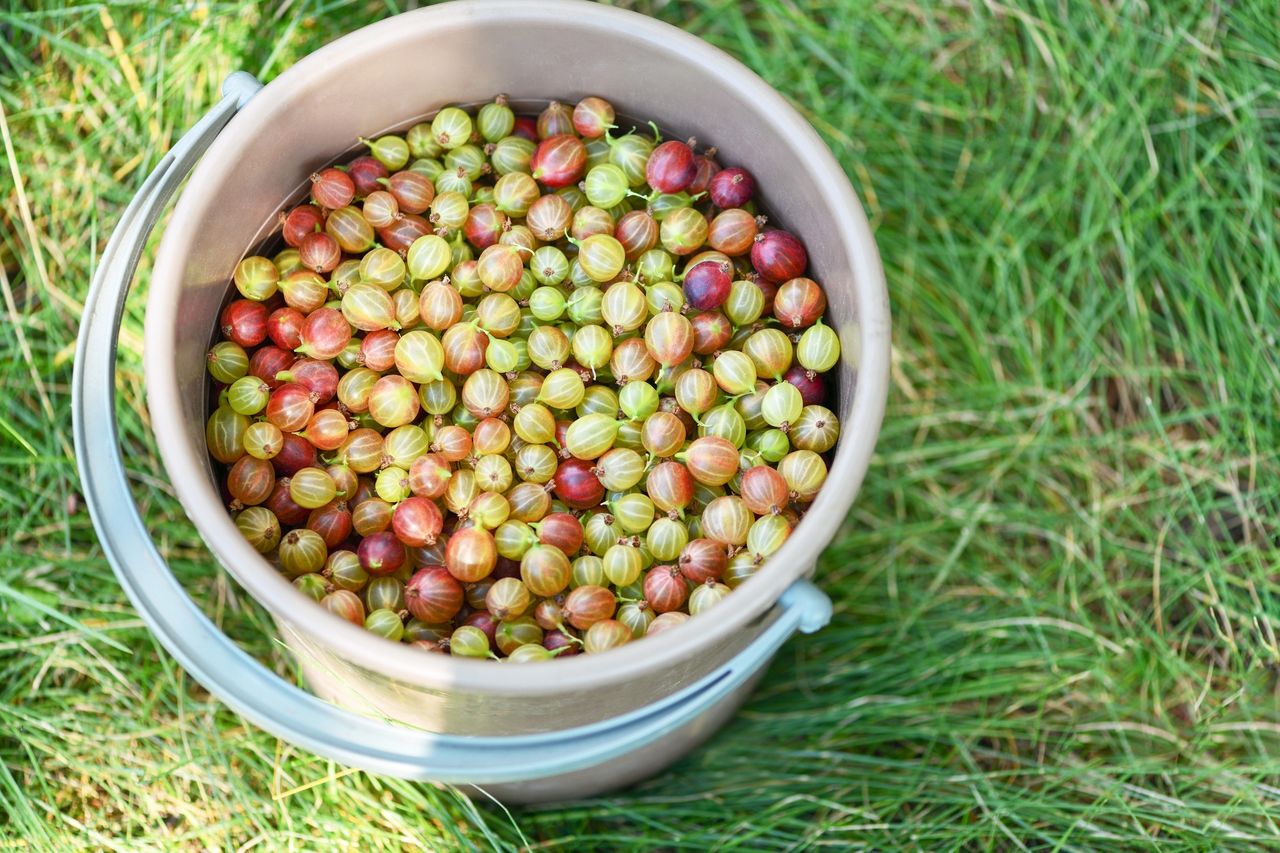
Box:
[2,0,1279,848]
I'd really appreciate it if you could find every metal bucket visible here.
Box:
[73,0,890,803]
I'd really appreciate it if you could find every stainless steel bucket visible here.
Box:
[73,0,890,803]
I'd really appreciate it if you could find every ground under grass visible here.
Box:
[2,0,1279,849]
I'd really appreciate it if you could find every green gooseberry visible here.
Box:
[375,466,411,503]
[537,367,586,410]
[477,96,516,142]
[583,163,631,209]
[431,107,473,151]
[564,413,620,460]
[529,287,567,324]
[485,338,520,373]
[608,132,653,186]
[409,156,445,181]
[577,384,619,419]
[750,428,791,463]
[761,381,803,429]
[567,286,604,326]
[490,135,536,176]
[361,134,410,170]
[699,403,746,447]
[610,492,655,534]
[619,381,659,421]
[724,280,765,326]
[449,625,492,658]
[645,281,684,316]
[445,143,487,180]
[226,375,270,416]
[530,246,570,286]
[797,319,841,373]
[711,350,757,396]
[571,324,613,370]
[234,255,279,301]
[365,608,406,641]
[207,341,248,384]
[635,249,674,284]
[406,122,443,159]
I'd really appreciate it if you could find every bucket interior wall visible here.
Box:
[150,2,879,738]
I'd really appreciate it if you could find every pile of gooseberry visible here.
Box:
[205,95,842,661]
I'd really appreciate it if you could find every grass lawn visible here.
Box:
[3,0,1279,848]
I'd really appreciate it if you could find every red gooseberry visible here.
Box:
[307,501,352,549]
[537,101,575,139]
[562,584,616,630]
[266,477,308,526]
[459,612,497,649]
[267,307,305,350]
[248,346,293,390]
[347,155,388,198]
[387,170,435,214]
[226,455,275,507]
[706,208,759,256]
[646,139,697,194]
[296,307,352,360]
[378,213,432,254]
[276,358,338,403]
[299,232,342,273]
[360,329,401,372]
[270,433,318,478]
[690,311,733,355]
[783,364,826,406]
[281,204,325,247]
[512,116,538,141]
[681,436,738,487]
[409,453,454,499]
[643,565,689,613]
[679,538,727,584]
[220,299,268,348]
[740,465,790,516]
[302,408,351,452]
[445,525,498,582]
[322,589,365,625]
[310,167,354,209]
[688,148,719,195]
[393,496,444,547]
[708,167,755,209]
[552,458,605,510]
[266,382,315,433]
[358,530,407,576]
[530,134,587,188]
[543,629,580,656]
[751,229,807,282]
[535,512,584,556]
[572,96,615,138]
[772,277,827,329]
[681,260,732,311]
[405,566,463,623]
[615,210,659,260]
[645,461,694,514]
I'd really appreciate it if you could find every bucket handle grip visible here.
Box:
[72,73,832,785]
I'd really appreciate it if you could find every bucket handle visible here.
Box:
[72,73,833,784]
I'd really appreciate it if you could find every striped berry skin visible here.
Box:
[646,139,698,194]
[682,260,733,311]
[643,564,690,614]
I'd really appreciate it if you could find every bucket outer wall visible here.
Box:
[145,0,889,743]
[466,670,769,804]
